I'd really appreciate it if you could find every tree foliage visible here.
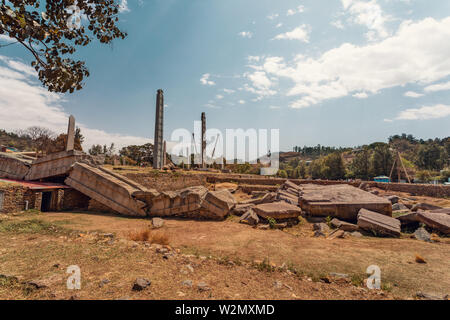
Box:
[0,0,126,92]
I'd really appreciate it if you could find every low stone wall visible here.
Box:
[125,172,209,192]
[0,184,41,213]
[368,182,450,198]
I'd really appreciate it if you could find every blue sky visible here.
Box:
[0,0,449,152]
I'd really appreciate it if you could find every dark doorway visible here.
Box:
[41,192,52,212]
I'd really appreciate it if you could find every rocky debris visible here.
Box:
[416,291,448,300]
[151,217,164,229]
[241,192,277,206]
[197,282,211,292]
[181,280,193,288]
[276,181,300,205]
[411,203,442,212]
[313,222,330,234]
[99,279,110,288]
[132,278,151,291]
[273,222,288,229]
[253,201,302,220]
[392,203,409,211]
[327,229,346,239]
[239,209,259,226]
[273,281,283,290]
[314,230,326,237]
[200,189,236,220]
[357,208,401,237]
[276,190,298,205]
[416,211,450,235]
[330,218,359,232]
[414,227,431,242]
[233,203,255,216]
[257,224,270,230]
[251,191,268,198]
[385,195,399,204]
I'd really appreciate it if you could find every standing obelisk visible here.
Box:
[153,89,164,169]
[201,112,206,169]
[66,115,75,151]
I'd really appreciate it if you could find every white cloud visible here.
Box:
[200,73,215,86]
[0,34,16,43]
[119,0,130,13]
[389,104,450,121]
[424,81,450,93]
[0,55,152,150]
[238,31,253,38]
[250,17,450,109]
[353,92,368,98]
[331,20,345,29]
[223,89,235,94]
[404,91,424,98]
[274,25,310,42]
[269,106,281,109]
[267,13,279,20]
[247,56,261,63]
[287,5,305,16]
[275,23,283,28]
[341,0,390,41]
[238,100,246,105]
[216,94,224,100]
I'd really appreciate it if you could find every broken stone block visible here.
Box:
[428,208,450,215]
[416,211,450,235]
[276,190,299,205]
[200,189,236,220]
[411,203,442,212]
[233,203,255,216]
[314,230,326,237]
[357,208,401,237]
[239,209,259,226]
[253,201,302,220]
[330,218,359,232]
[327,229,346,239]
[282,180,301,192]
[396,212,420,225]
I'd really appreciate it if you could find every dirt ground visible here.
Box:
[1,207,448,300]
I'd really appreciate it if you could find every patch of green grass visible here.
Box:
[351,273,365,287]
[0,219,70,235]
[254,258,275,273]
[267,217,276,229]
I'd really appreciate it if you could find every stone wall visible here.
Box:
[368,182,450,198]
[0,184,41,213]
[125,172,209,192]
[62,189,90,211]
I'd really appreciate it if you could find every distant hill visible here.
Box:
[0,129,33,151]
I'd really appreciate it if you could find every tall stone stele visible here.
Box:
[153,89,164,169]
[66,115,75,151]
[201,112,206,168]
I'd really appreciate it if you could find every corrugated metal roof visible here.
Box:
[0,178,70,190]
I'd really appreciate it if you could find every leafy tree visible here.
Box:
[415,143,446,171]
[321,152,346,180]
[119,143,153,165]
[0,0,126,92]
[277,169,288,178]
[309,159,323,179]
[370,144,393,177]
[351,147,370,180]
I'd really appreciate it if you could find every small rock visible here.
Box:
[239,209,259,226]
[416,291,446,300]
[350,231,363,238]
[370,190,379,195]
[392,203,409,211]
[415,254,427,264]
[411,203,442,212]
[273,281,283,289]
[27,280,47,289]
[313,222,330,233]
[132,278,151,291]
[182,280,193,288]
[185,265,194,273]
[52,263,60,269]
[151,218,165,229]
[313,230,326,237]
[99,279,110,288]
[329,272,349,279]
[197,282,211,292]
[274,222,288,229]
[177,291,186,297]
[414,227,431,242]
[101,233,114,238]
[257,224,270,230]
[386,195,399,204]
